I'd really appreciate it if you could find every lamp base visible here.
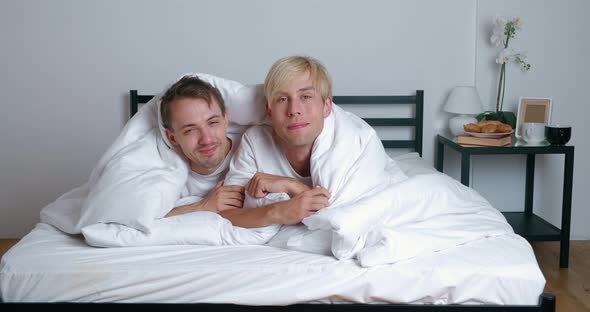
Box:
[449,115,477,136]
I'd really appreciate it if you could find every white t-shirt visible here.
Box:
[181,132,242,198]
[225,125,312,188]
[225,125,332,255]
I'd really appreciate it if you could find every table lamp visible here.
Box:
[444,86,484,136]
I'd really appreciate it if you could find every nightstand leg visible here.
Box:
[525,154,535,215]
[460,153,470,186]
[436,140,444,172]
[560,150,574,268]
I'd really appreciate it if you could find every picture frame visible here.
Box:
[516,97,552,138]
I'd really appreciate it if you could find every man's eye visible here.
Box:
[209,121,219,126]
[277,97,287,103]
[184,129,193,135]
[303,95,312,100]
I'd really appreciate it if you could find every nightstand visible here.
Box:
[436,133,575,268]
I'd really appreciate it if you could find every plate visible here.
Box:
[464,130,513,138]
[514,139,550,147]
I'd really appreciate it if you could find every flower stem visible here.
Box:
[504,22,512,49]
[495,22,512,113]
[500,64,506,111]
[495,63,505,112]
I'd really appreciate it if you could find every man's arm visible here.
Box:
[219,186,330,228]
[165,181,244,218]
[245,172,311,198]
[221,128,329,228]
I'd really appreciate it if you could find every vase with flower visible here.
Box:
[477,16,532,129]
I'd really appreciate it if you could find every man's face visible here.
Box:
[165,97,229,175]
[267,71,332,149]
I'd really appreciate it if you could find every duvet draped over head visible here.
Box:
[41,73,514,267]
[40,73,267,238]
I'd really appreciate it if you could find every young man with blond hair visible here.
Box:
[221,55,333,227]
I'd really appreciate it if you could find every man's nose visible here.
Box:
[199,128,214,145]
[287,99,302,116]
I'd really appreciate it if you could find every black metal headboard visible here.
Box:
[129,90,424,156]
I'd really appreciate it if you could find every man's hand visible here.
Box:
[270,187,331,225]
[246,173,311,198]
[200,180,245,212]
[166,181,245,217]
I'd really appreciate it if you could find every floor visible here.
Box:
[1,239,589,311]
[531,241,590,312]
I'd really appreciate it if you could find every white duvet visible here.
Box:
[224,104,514,266]
[40,73,271,243]
[40,72,514,268]
[310,105,514,265]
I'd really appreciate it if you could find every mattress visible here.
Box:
[0,153,546,305]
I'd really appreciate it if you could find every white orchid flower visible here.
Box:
[496,48,514,64]
[490,15,532,114]
[490,28,505,46]
[491,16,509,46]
[512,17,522,29]
[494,16,508,29]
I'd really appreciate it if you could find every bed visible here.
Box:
[0,89,556,311]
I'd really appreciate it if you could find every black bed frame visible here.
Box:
[1,90,555,311]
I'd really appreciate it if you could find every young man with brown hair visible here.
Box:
[160,76,245,217]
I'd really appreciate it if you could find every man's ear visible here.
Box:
[266,103,272,117]
[165,128,179,146]
[323,96,333,117]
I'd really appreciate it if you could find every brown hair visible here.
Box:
[160,75,225,130]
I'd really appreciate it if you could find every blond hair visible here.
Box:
[264,55,332,108]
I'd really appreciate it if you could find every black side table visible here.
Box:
[436,134,575,268]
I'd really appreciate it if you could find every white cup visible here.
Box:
[522,122,545,143]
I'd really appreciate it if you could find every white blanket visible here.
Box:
[40,73,274,246]
[302,106,513,266]
[41,73,513,267]
[225,105,514,266]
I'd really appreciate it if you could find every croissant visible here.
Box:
[463,121,513,133]
[463,123,481,133]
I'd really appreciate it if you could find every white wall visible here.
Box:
[0,0,586,239]
[473,0,590,239]
[0,0,475,237]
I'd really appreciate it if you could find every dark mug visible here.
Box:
[545,125,571,145]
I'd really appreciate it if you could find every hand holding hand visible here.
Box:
[201,180,245,212]
[272,186,331,225]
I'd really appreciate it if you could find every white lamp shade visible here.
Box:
[443,86,484,115]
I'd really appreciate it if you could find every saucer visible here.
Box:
[514,139,550,147]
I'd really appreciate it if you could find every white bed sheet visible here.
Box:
[0,153,546,305]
